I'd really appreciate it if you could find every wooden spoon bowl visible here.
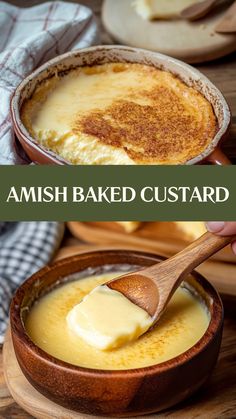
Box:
[10,250,223,417]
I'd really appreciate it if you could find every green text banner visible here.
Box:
[0,166,235,221]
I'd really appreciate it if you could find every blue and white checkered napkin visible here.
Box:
[0,222,64,343]
[0,0,98,164]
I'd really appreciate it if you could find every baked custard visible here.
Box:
[25,271,210,370]
[133,0,202,20]
[115,221,141,232]
[67,283,153,350]
[21,63,217,165]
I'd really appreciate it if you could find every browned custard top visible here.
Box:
[22,63,218,164]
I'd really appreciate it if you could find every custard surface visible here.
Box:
[21,63,217,165]
[25,272,210,370]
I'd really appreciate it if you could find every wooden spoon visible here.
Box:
[181,0,219,21]
[215,1,236,32]
[108,232,235,325]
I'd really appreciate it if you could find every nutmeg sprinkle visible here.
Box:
[73,71,217,164]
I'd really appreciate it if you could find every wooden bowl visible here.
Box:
[11,45,231,165]
[10,250,223,417]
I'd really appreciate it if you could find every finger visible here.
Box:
[205,222,236,236]
[232,242,236,256]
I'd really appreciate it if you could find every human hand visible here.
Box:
[206,222,236,255]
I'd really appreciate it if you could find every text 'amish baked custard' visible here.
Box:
[21,63,218,165]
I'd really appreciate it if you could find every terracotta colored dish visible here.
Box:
[10,250,223,417]
[11,45,231,165]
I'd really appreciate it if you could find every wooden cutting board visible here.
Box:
[3,330,92,419]
[55,243,236,296]
[102,0,236,63]
[67,222,236,263]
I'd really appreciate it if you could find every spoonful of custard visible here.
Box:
[67,232,234,350]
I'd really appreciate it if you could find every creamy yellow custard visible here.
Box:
[174,222,207,241]
[21,63,217,165]
[116,221,141,232]
[133,0,202,20]
[67,284,153,350]
[25,271,210,370]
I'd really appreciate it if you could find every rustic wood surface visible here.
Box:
[103,0,236,64]
[1,0,236,417]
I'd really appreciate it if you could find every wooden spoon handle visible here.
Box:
[173,231,235,273]
[181,0,218,21]
[145,231,235,320]
[215,1,236,33]
[147,231,235,287]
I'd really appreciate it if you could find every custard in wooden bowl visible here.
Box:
[25,270,210,370]
[10,251,223,416]
[21,62,218,165]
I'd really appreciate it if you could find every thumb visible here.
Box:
[205,222,236,236]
